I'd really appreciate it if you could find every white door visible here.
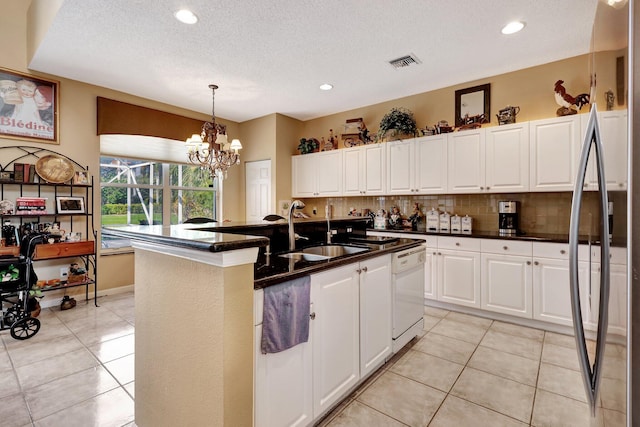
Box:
[481,253,532,318]
[245,159,271,222]
[424,246,437,300]
[342,147,363,196]
[363,144,386,195]
[316,151,343,196]
[359,255,392,377]
[312,264,360,416]
[292,154,317,197]
[386,139,414,194]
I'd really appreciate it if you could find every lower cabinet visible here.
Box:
[254,254,393,427]
[436,237,481,309]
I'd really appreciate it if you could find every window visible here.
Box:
[100,156,216,248]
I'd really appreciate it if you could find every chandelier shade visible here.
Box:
[186,84,242,179]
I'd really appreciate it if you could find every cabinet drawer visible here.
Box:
[609,247,626,265]
[481,239,532,256]
[33,240,94,260]
[532,242,590,261]
[438,236,480,252]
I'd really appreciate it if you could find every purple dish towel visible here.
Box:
[261,276,310,354]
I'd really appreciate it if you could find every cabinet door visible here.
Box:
[583,110,628,191]
[481,253,532,318]
[342,147,363,196]
[359,255,392,377]
[316,151,342,196]
[588,262,627,336]
[485,123,529,193]
[447,129,486,193]
[363,144,386,195]
[424,247,437,300]
[532,257,589,326]
[312,264,360,416]
[254,324,313,427]
[386,139,414,194]
[437,249,481,308]
[414,135,447,194]
[292,154,317,197]
[529,116,580,191]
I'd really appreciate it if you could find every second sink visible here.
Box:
[301,244,370,257]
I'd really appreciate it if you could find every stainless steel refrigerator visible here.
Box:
[568,0,636,425]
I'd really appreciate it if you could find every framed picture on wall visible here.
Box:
[56,196,85,214]
[0,67,59,144]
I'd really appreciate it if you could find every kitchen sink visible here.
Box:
[302,244,370,257]
[278,252,331,262]
[277,244,370,262]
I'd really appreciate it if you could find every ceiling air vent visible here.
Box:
[388,54,421,69]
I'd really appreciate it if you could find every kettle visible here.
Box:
[496,106,520,125]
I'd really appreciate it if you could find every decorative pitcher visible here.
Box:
[496,106,520,125]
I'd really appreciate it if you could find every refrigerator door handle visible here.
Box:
[568,103,610,415]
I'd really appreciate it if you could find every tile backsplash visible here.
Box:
[302,191,626,239]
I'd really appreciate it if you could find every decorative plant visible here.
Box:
[377,107,418,140]
[298,137,318,154]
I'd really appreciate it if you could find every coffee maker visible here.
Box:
[498,201,519,236]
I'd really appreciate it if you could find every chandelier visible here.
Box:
[185,84,242,179]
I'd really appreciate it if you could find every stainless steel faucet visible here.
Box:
[288,200,306,251]
[326,204,332,244]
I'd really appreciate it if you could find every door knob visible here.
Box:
[310,312,316,320]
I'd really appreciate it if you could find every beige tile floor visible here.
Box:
[319,306,627,427]
[0,291,135,427]
[0,292,626,427]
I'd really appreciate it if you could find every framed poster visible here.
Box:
[0,67,59,144]
[56,196,85,214]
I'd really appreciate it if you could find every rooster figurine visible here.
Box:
[554,80,590,116]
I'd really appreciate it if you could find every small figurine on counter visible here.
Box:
[388,206,402,229]
[408,203,423,231]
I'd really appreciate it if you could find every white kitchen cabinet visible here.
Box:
[386,138,414,194]
[254,289,313,427]
[254,324,313,427]
[485,122,530,192]
[580,110,628,191]
[424,238,438,300]
[447,129,486,193]
[292,150,342,197]
[480,239,533,318]
[532,242,590,327]
[343,144,386,196]
[529,115,581,191]
[311,264,360,417]
[359,254,392,378]
[414,135,448,194]
[437,237,481,308]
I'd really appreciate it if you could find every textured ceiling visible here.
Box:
[28,0,602,123]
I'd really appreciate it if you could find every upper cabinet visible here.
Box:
[292,150,343,198]
[485,122,530,193]
[343,144,386,196]
[447,129,486,193]
[581,109,628,191]
[386,135,447,195]
[529,115,581,192]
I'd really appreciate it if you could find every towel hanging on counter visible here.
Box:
[261,275,311,354]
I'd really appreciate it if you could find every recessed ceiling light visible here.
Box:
[501,21,525,35]
[319,84,333,91]
[174,9,198,24]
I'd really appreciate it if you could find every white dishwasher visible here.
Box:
[391,245,426,353]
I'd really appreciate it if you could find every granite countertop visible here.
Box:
[366,227,626,247]
[102,224,270,252]
[254,238,422,289]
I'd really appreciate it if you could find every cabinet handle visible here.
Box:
[480,186,484,190]
[503,246,508,250]
[356,268,362,274]
[433,252,437,255]
[560,249,566,255]
[310,312,316,320]
[438,252,442,256]
[455,242,460,246]
[619,183,624,187]
[534,261,539,266]
[486,186,490,190]
[362,266,368,272]
[527,261,532,265]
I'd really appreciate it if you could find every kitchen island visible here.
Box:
[103,220,424,427]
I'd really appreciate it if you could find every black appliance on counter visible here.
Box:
[498,201,519,236]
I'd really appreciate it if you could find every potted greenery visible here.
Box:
[377,107,417,141]
[298,137,318,154]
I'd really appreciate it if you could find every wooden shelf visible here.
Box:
[0,246,19,257]
[33,240,94,260]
